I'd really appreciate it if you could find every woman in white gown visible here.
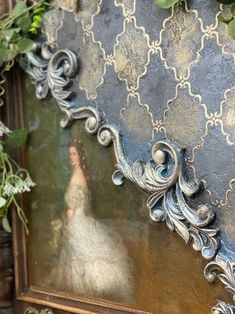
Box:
[48,139,134,302]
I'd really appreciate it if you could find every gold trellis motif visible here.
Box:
[113,16,150,91]
[42,9,64,45]
[77,31,106,100]
[74,0,102,31]
[220,87,235,146]
[120,92,154,146]
[217,5,235,62]
[114,0,136,17]
[158,1,203,81]
[48,0,235,219]
[190,0,221,32]
[163,82,206,150]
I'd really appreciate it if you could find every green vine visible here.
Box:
[154,0,235,39]
[0,0,49,234]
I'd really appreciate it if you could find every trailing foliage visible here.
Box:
[154,0,235,39]
[0,0,49,233]
[0,125,35,234]
[0,0,49,102]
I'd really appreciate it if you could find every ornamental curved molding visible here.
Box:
[205,255,235,301]
[20,43,79,128]
[212,301,235,314]
[21,46,235,314]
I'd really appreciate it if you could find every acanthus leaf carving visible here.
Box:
[20,43,79,128]
[212,301,235,314]
[205,255,235,301]
[112,139,219,260]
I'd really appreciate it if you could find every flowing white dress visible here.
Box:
[49,182,134,302]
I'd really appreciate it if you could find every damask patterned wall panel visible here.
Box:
[20,0,235,313]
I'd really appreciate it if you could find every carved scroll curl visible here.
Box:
[20,43,79,128]
[109,133,219,260]
[68,108,220,260]
[212,301,235,314]
[205,255,235,302]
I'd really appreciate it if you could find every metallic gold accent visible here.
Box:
[159,0,203,81]
[114,0,136,17]
[189,0,221,33]
[120,92,154,145]
[113,16,150,91]
[41,9,64,45]
[55,0,78,12]
[74,0,102,31]
[77,31,106,100]
[220,87,235,146]
[163,82,206,151]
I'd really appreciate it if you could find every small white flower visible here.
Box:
[16,169,36,192]
[0,121,11,136]
[3,171,35,197]
[24,175,36,189]
[3,181,18,196]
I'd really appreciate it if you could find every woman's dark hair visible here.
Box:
[68,139,89,182]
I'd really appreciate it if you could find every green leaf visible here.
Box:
[0,46,18,62]
[16,14,32,33]
[0,45,8,63]
[154,0,180,8]
[12,1,27,16]
[6,128,29,148]
[218,14,233,24]
[33,15,42,24]
[231,3,235,16]
[0,197,6,208]
[2,216,12,233]
[31,21,41,29]
[29,28,38,35]
[9,32,21,43]
[33,7,45,15]
[228,19,235,39]
[17,37,33,53]
[1,28,20,42]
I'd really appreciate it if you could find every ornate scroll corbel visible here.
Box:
[22,46,235,313]
[20,43,79,128]
[205,255,235,302]
[97,124,220,259]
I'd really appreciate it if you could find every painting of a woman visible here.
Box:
[46,139,134,302]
